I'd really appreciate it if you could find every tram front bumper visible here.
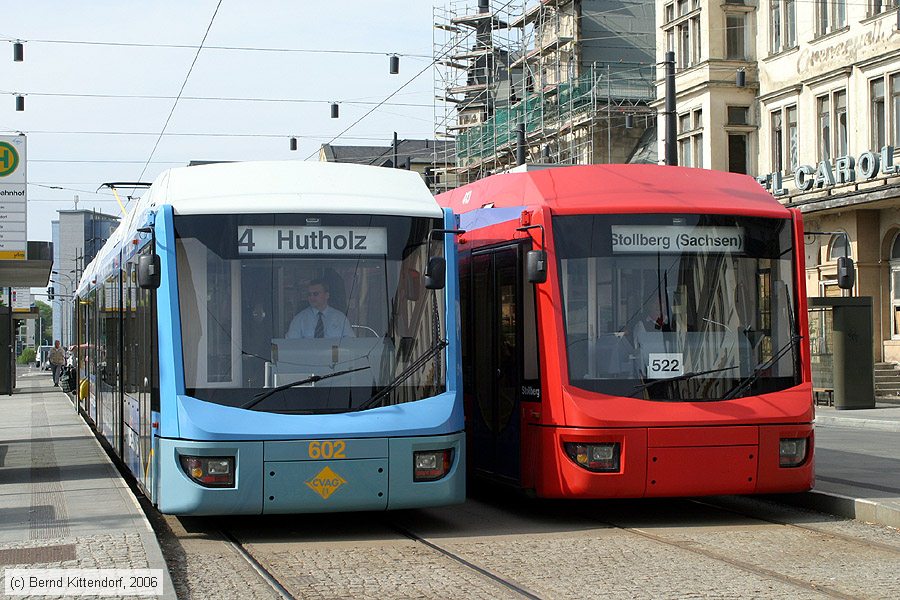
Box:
[157,433,465,515]
[534,424,814,499]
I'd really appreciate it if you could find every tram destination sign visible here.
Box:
[611,226,745,254]
[237,225,388,255]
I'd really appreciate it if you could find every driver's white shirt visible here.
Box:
[285,305,354,338]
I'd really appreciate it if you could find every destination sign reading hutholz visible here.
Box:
[237,226,388,255]
[611,226,745,254]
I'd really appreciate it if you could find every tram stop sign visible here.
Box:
[0,135,27,261]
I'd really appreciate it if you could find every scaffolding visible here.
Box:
[434,0,656,185]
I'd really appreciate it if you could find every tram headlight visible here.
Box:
[779,437,808,468]
[564,442,620,473]
[413,449,453,482]
[179,455,235,488]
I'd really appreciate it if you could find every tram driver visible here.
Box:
[285,279,354,339]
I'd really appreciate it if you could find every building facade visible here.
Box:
[318,139,457,193]
[51,210,118,347]
[436,0,658,184]
[655,0,900,362]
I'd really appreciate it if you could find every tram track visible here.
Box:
[568,496,900,600]
[222,518,542,600]
[387,521,542,599]
[222,530,297,600]
[586,516,859,600]
[690,496,900,555]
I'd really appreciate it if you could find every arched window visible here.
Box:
[828,233,850,261]
[891,234,900,261]
[891,233,900,339]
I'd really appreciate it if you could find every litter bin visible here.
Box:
[809,297,874,410]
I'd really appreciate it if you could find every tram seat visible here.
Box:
[271,337,385,387]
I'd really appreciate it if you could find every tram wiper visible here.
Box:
[721,335,802,400]
[241,365,371,410]
[633,365,739,394]
[355,338,448,412]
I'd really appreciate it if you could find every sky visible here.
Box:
[1,1,441,243]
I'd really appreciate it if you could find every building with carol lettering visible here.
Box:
[656,0,900,375]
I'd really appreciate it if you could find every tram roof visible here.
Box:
[437,164,791,218]
[75,161,443,295]
[143,161,443,218]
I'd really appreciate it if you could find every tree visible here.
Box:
[36,300,52,346]
[17,347,36,365]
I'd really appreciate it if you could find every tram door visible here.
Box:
[470,245,522,483]
[97,271,123,458]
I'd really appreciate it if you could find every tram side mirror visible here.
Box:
[424,256,446,290]
[526,250,548,283]
[837,256,855,290]
[138,254,161,289]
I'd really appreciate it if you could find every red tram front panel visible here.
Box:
[441,165,814,499]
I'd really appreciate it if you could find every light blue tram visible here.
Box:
[74,161,465,515]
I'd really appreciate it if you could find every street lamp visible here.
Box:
[51,271,75,347]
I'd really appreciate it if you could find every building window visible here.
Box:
[829,233,850,261]
[816,0,846,37]
[771,111,784,173]
[678,108,703,168]
[663,3,701,69]
[892,74,900,146]
[890,233,900,338]
[871,0,900,17]
[725,14,746,60]
[787,105,798,172]
[728,106,750,125]
[728,133,748,174]
[816,89,848,161]
[768,0,798,53]
[817,95,831,161]
[835,90,848,157]
[872,78,886,149]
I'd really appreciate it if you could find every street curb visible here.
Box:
[814,416,900,432]
[62,390,178,600]
[769,490,900,530]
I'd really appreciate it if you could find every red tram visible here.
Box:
[437,164,815,498]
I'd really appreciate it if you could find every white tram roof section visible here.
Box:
[144,161,443,218]
[75,161,442,295]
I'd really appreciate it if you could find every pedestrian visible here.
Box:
[49,340,66,387]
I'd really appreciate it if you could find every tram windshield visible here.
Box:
[555,213,801,401]
[173,213,446,413]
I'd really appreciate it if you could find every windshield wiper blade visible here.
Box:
[241,365,371,410]
[722,335,803,400]
[633,364,739,393]
[355,338,448,412]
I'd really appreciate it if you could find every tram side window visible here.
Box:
[122,254,158,409]
[98,273,121,389]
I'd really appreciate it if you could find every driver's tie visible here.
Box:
[315,312,325,338]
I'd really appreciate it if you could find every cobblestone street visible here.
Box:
[151,490,900,599]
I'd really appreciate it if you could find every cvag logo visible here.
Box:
[305,466,347,500]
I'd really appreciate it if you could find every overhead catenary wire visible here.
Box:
[136,0,222,188]
[0,37,431,58]
[0,91,433,108]
[304,59,439,160]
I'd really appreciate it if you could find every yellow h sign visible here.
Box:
[0,141,19,177]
